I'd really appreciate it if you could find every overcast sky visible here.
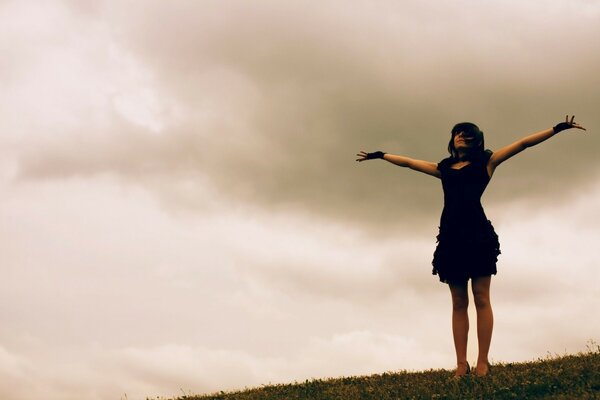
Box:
[1,0,599,399]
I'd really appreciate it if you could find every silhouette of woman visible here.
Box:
[356,115,586,377]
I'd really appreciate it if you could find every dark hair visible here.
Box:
[447,122,488,161]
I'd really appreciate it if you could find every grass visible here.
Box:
[163,344,600,400]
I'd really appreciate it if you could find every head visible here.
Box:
[448,122,485,160]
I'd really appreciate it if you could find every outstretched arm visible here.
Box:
[356,151,441,179]
[487,115,586,177]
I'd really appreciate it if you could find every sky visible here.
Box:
[1,0,599,399]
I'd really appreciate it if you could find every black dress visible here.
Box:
[432,152,501,284]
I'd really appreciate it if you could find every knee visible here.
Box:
[473,293,490,310]
[472,276,492,310]
[452,296,469,312]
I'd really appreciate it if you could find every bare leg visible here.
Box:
[472,275,493,375]
[449,282,469,376]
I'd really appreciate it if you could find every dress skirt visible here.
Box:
[431,220,501,284]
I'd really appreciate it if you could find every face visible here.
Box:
[453,131,480,150]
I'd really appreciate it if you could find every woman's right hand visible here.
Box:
[356,150,386,162]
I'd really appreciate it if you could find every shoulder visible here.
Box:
[437,157,454,171]
[473,149,493,165]
[482,149,493,163]
[479,149,494,178]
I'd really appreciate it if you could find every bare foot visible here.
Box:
[474,362,490,376]
[453,361,470,378]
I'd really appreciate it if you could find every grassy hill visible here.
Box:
[171,345,600,400]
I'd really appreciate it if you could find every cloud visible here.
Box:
[2,148,599,400]
[1,1,599,399]
[5,0,599,234]
[224,207,436,303]
[0,329,448,400]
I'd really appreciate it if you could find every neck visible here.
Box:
[456,150,470,161]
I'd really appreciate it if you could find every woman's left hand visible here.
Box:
[553,115,587,134]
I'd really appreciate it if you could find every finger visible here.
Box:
[566,114,569,123]
[571,115,575,124]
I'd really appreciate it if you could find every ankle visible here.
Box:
[474,361,490,376]
[454,361,470,377]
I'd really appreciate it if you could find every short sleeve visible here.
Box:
[469,149,493,166]
[437,157,453,171]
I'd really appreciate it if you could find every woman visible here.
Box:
[356,115,586,377]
